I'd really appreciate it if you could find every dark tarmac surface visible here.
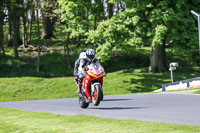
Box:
[0,93,200,125]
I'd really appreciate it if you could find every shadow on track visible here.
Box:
[103,99,132,102]
[89,107,148,110]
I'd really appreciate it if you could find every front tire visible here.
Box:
[92,84,101,106]
[100,90,103,101]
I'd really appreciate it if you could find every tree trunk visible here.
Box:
[11,19,19,58]
[42,15,54,39]
[28,10,34,44]
[94,0,104,30]
[36,8,41,72]
[65,33,71,69]
[149,43,167,73]
[41,0,57,39]
[8,18,22,47]
[107,1,114,19]
[22,9,28,48]
[7,7,22,47]
[96,0,104,20]
[0,12,5,58]
[119,1,125,12]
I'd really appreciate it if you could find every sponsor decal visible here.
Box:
[165,82,187,91]
[189,80,200,89]
[162,77,200,91]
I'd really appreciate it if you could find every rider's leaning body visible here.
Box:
[73,49,100,94]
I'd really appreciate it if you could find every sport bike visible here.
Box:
[76,63,105,108]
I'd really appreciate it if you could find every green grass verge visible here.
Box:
[0,107,200,133]
[0,66,200,102]
[0,77,76,102]
[194,90,200,94]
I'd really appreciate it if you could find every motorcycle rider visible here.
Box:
[74,49,100,94]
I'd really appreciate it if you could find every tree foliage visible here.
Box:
[56,0,93,40]
[86,0,200,71]
[87,8,144,62]
[1,0,200,73]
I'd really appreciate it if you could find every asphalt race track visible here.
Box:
[0,93,200,126]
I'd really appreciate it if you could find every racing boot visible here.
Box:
[77,84,82,95]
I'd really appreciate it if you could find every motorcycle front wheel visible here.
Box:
[100,90,103,101]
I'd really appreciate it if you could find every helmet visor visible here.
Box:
[87,54,95,60]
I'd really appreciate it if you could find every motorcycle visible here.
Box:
[76,63,105,108]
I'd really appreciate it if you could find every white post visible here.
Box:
[170,69,173,83]
[169,62,178,83]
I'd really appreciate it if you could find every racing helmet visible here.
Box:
[79,52,87,59]
[86,49,95,61]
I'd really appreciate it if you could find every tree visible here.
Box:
[106,0,114,19]
[36,0,41,72]
[56,0,109,46]
[7,0,24,58]
[92,0,105,29]
[28,0,35,44]
[0,1,6,58]
[88,0,200,73]
[87,8,144,63]
[146,0,200,72]
[56,0,106,68]
[22,0,30,48]
[149,25,168,72]
[41,0,58,39]
[146,1,171,72]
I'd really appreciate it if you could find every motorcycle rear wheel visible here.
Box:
[79,96,89,108]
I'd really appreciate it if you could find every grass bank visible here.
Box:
[0,77,76,102]
[0,107,200,133]
[194,90,200,94]
[0,66,199,102]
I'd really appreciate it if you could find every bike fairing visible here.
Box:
[73,49,105,108]
[73,53,101,95]
[79,63,105,108]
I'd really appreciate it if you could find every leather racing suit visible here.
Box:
[74,58,100,93]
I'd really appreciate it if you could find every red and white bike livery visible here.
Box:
[78,63,104,108]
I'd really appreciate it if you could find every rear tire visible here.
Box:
[79,96,89,108]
